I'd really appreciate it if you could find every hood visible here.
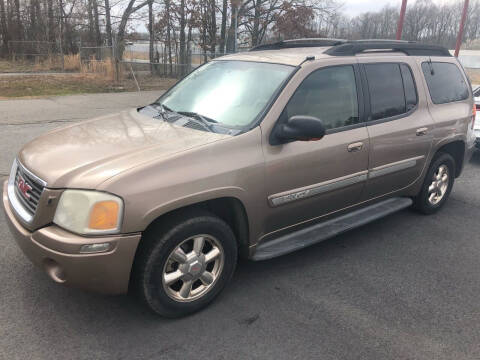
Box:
[19,109,230,188]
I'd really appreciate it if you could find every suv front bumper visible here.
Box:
[2,181,141,294]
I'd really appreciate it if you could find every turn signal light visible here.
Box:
[88,201,120,230]
[80,243,111,254]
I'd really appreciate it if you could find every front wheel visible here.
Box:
[413,152,455,215]
[133,210,238,317]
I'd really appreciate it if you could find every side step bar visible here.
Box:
[252,197,413,261]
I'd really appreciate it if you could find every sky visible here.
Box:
[342,0,459,17]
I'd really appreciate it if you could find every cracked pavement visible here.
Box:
[1,92,480,359]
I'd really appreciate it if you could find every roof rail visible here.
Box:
[250,38,346,52]
[324,40,451,57]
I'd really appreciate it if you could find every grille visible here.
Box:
[13,164,45,216]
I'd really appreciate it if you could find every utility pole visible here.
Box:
[396,0,407,40]
[454,0,469,57]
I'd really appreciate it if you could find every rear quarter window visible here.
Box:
[421,62,469,104]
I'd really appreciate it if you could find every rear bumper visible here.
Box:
[2,181,141,294]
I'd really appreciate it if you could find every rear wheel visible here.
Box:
[413,152,455,214]
[133,210,237,317]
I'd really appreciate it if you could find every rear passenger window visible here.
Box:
[421,62,469,104]
[400,64,417,111]
[365,63,417,121]
[285,65,360,131]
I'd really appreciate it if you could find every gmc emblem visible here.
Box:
[17,175,32,200]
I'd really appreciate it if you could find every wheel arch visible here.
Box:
[140,196,250,258]
[435,140,465,177]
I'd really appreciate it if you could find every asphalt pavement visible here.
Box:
[1,92,480,359]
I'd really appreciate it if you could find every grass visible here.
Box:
[0,74,120,97]
[0,59,41,73]
[0,73,177,98]
[128,75,177,91]
[466,68,480,85]
[123,51,150,61]
[0,54,104,73]
[0,55,177,97]
[0,55,80,73]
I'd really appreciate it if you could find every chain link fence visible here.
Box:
[7,40,479,89]
[118,42,240,90]
[8,41,60,59]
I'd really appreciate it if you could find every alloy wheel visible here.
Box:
[427,164,449,206]
[162,234,224,302]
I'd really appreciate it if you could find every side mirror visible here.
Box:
[271,115,326,145]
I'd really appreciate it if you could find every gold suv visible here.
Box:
[3,39,476,317]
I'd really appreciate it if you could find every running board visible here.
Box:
[252,197,413,261]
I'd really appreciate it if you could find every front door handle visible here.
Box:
[347,142,364,152]
[416,127,428,136]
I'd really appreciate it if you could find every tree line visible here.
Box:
[0,0,479,65]
[332,0,480,49]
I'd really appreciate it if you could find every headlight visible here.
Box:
[53,190,123,235]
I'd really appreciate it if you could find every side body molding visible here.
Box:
[267,156,424,207]
[268,171,368,207]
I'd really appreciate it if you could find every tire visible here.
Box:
[413,152,455,215]
[132,209,238,317]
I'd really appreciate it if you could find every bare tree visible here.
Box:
[117,0,149,57]
[104,0,113,46]
[0,0,9,55]
[13,0,22,40]
[1,0,479,66]
[179,0,187,73]
[46,0,55,43]
[219,0,227,53]
[148,0,154,72]
[92,0,101,45]
[165,0,172,74]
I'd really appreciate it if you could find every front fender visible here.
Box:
[140,186,248,231]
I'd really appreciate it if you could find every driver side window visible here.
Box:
[285,65,360,131]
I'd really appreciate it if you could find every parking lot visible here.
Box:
[1,92,480,360]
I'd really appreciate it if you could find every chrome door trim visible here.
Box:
[268,171,368,207]
[368,155,425,179]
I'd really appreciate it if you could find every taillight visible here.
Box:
[472,103,477,130]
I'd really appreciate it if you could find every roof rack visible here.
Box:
[250,38,346,52]
[324,40,451,57]
[249,38,451,57]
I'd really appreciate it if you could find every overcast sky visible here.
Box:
[342,0,459,17]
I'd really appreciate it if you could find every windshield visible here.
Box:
[157,60,294,128]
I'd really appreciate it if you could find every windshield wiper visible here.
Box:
[158,103,174,113]
[148,106,218,132]
[176,111,218,124]
[149,103,174,120]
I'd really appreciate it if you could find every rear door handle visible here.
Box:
[416,127,428,136]
[347,142,364,152]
